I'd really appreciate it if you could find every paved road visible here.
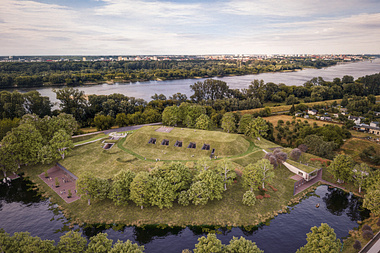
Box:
[360,230,380,253]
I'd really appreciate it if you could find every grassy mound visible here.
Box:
[123,126,251,160]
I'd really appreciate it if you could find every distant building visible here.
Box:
[308,109,317,115]
[348,115,361,125]
[370,122,380,128]
[82,57,86,61]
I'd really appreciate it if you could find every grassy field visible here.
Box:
[20,127,311,226]
[340,138,380,169]
[122,126,251,160]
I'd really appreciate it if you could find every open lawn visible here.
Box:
[122,126,251,160]
[19,127,307,226]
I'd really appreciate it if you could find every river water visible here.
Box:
[0,178,369,253]
[8,58,380,105]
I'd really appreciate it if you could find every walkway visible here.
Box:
[359,230,380,253]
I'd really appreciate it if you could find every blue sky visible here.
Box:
[1,0,379,55]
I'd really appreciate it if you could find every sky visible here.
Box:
[1,0,380,55]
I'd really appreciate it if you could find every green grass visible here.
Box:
[231,150,265,167]
[22,162,295,227]
[72,134,108,146]
[123,126,251,161]
[285,159,318,173]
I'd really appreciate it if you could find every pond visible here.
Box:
[0,178,369,253]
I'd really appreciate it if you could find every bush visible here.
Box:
[362,224,372,232]
[362,230,374,240]
[256,195,264,200]
[290,148,302,161]
[353,240,362,251]
[242,191,256,207]
[55,177,60,187]
[178,191,190,206]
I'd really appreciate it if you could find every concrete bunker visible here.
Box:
[148,138,156,144]
[201,144,210,150]
[161,139,169,146]
[174,141,182,147]
[187,142,196,149]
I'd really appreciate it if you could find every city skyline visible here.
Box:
[1,0,380,55]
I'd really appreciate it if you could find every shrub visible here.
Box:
[178,191,190,206]
[263,194,271,198]
[362,224,372,232]
[290,148,302,161]
[44,171,49,178]
[353,240,361,251]
[55,177,60,187]
[67,189,72,198]
[242,191,256,207]
[298,144,308,152]
[256,195,264,200]
[362,230,374,240]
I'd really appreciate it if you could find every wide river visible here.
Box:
[0,178,369,253]
[10,58,380,105]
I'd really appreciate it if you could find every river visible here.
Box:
[8,58,380,105]
[0,178,369,253]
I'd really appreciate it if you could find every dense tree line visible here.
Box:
[0,58,339,88]
[0,114,78,177]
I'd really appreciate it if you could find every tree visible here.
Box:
[242,191,256,207]
[247,79,265,103]
[303,135,336,159]
[221,112,236,133]
[245,117,269,139]
[290,148,302,161]
[76,174,110,205]
[0,118,20,141]
[238,114,253,134]
[0,142,18,177]
[130,172,151,209]
[86,233,113,253]
[150,162,192,192]
[352,163,370,193]
[23,90,52,117]
[162,105,180,126]
[9,231,57,253]
[363,184,380,215]
[40,129,73,163]
[109,170,136,206]
[115,113,129,127]
[296,223,341,253]
[245,159,274,189]
[57,231,87,253]
[193,233,223,253]
[54,88,87,123]
[216,158,236,190]
[328,154,355,183]
[1,123,43,168]
[110,240,145,253]
[195,114,212,130]
[93,115,113,131]
[149,176,176,209]
[184,105,206,128]
[196,157,212,171]
[188,169,224,205]
[225,236,263,253]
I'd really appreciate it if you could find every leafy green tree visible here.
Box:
[109,170,136,206]
[249,159,274,189]
[150,162,192,192]
[247,79,265,103]
[242,191,256,207]
[189,170,224,205]
[76,174,110,205]
[245,117,269,139]
[57,231,87,253]
[0,117,20,141]
[221,112,237,133]
[178,190,190,206]
[149,176,176,209]
[0,229,12,252]
[115,113,129,127]
[242,163,262,191]
[303,135,336,159]
[352,163,370,193]
[238,114,253,134]
[196,157,212,171]
[0,90,26,119]
[110,240,145,253]
[328,154,355,183]
[193,233,223,253]
[184,105,206,128]
[1,123,43,168]
[363,178,380,215]
[23,90,52,117]
[9,231,57,253]
[86,233,113,253]
[195,114,212,130]
[54,88,87,123]
[0,142,18,177]
[94,115,114,131]
[216,158,236,190]
[40,129,73,163]
[130,172,152,209]
[225,236,263,253]
[162,105,180,126]
[296,223,342,253]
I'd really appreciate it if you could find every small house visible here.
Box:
[348,115,361,125]
[370,122,379,128]
[308,109,317,115]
